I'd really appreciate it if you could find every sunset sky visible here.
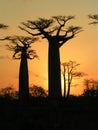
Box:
[0,0,98,96]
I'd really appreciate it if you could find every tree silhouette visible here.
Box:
[5,36,38,102]
[88,14,98,97]
[83,79,98,97]
[29,85,47,97]
[61,61,85,98]
[0,86,18,99]
[19,16,82,98]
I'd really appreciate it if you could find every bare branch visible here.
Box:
[72,72,86,77]
[29,18,53,30]
[27,49,39,60]
[19,26,41,36]
[52,16,75,36]
[59,26,82,47]
[19,18,54,39]
[19,16,82,46]
[52,16,75,25]
[67,26,82,35]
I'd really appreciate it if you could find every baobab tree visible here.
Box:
[61,61,85,98]
[5,36,38,102]
[19,16,82,98]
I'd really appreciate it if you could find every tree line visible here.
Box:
[0,14,98,103]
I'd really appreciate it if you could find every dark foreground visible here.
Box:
[0,96,97,130]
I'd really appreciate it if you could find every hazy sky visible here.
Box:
[0,0,98,95]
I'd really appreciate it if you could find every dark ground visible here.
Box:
[0,96,97,130]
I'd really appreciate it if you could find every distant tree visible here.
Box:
[29,85,47,97]
[61,61,85,98]
[19,16,82,99]
[4,36,38,102]
[88,14,98,97]
[0,86,18,99]
[83,79,98,97]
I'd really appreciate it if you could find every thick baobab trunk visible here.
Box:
[19,50,29,102]
[48,42,62,98]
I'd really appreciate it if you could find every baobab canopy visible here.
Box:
[5,36,38,60]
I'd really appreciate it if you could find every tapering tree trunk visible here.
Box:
[19,50,29,102]
[48,41,62,98]
[66,82,71,98]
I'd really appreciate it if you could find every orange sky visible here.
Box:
[0,0,98,96]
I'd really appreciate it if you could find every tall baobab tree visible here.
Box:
[19,16,82,98]
[5,36,38,102]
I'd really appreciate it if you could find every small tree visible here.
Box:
[83,79,98,97]
[5,36,38,102]
[0,86,18,99]
[29,85,47,97]
[19,16,82,99]
[62,61,85,98]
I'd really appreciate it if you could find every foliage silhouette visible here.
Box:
[29,85,48,97]
[83,79,98,97]
[0,86,18,99]
[4,36,38,103]
[19,15,82,99]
